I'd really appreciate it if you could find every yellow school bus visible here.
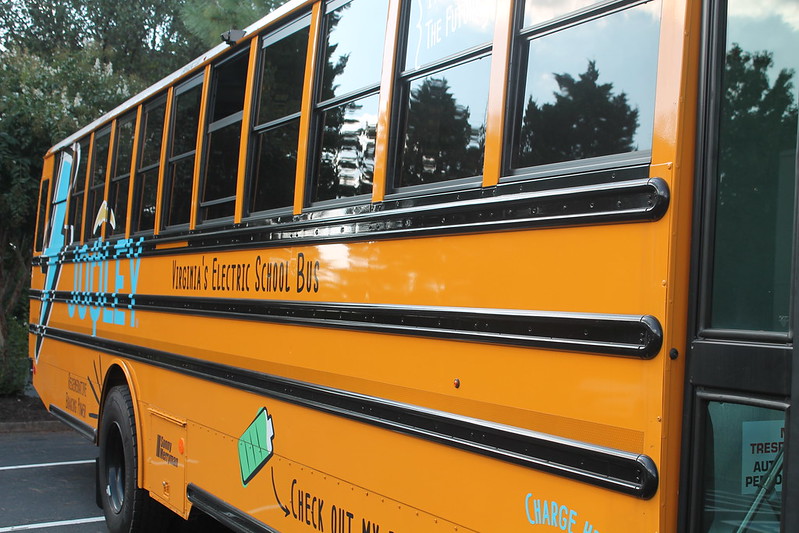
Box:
[29,0,798,531]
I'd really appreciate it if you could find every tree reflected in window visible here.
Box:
[710,44,798,331]
[514,61,639,168]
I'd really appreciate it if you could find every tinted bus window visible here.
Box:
[133,97,166,233]
[708,0,799,332]
[395,0,494,189]
[163,78,203,229]
[310,0,388,203]
[69,138,90,243]
[85,128,111,239]
[35,178,51,253]
[511,1,661,171]
[200,50,249,223]
[249,19,310,215]
[108,113,136,237]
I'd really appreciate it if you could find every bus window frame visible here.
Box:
[244,13,312,221]
[304,0,388,210]
[84,124,114,242]
[384,0,494,199]
[107,111,138,238]
[34,171,52,254]
[68,137,92,245]
[502,0,660,185]
[684,391,788,532]
[131,94,168,237]
[161,73,204,233]
[197,46,252,226]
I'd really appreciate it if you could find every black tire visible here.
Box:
[98,385,175,532]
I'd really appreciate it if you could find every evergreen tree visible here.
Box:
[515,60,639,167]
[401,77,475,186]
[180,0,284,47]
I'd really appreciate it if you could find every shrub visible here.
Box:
[0,319,30,396]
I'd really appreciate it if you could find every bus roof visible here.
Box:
[47,0,311,156]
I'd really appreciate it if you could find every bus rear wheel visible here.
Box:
[98,385,175,532]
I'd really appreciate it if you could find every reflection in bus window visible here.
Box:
[132,98,165,233]
[69,139,90,243]
[201,51,249,223]
[709,0,799,332]
[398,57,490,187]
[35,178,51,253]
[86,128,111,238]
[257,25,307,125]
[396,0,494,189]
[249,20,309,215]
[310,0,387,204]
[321,0,386,100]
[512,1,661,171]
[314,94,378,201]
[522,0,602,28]
[251,120,300,213]
[163,79,202,229]
[108,113,136,237]
[405,0,495,70]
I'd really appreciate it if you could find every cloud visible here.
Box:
[729,0,799,31]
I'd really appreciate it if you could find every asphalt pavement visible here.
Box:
[0,429,105,532]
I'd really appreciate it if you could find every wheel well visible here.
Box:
[97,365,131,445]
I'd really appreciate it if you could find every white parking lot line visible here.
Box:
[0,460,94,472]
[0,517,105,532]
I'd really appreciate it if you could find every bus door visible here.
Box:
[682,0,799,531]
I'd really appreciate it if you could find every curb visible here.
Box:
[0,420,70,433]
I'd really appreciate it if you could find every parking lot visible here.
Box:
[0,427,234,532]
[0,429,104,532]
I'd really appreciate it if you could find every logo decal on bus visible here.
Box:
[238,407,276,486]
[66,237,144,336]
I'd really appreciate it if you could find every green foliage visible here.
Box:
[180,0,284,47]
[0,0,207,354]
[0,319,29,395]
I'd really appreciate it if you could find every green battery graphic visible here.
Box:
[238,407,275,486]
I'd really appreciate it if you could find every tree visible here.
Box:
[0,0,292,361]
[0,0,208,358]
[400,77,477,186]
[180,0,284,48]
[515,60,639,167]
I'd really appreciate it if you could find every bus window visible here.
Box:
[510,1,661,173]
[310,0,388,203]
[163,76,203,230]
[248,17,310,213]
[394,0,494,190]
[69,138,90,243]
[107,112,136,237]
[85,127,112,239]
[200,50,250,223]
[698,398,785,531]
[707,0,799,333]
[34,177,51,253]
[249,18,310,215]
[132,96,166,234]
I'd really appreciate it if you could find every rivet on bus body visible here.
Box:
[453,379,461,389]
[669,348,679,360]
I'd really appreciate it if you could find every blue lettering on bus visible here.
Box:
[524,494,587,532]
[67,237,144,336]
